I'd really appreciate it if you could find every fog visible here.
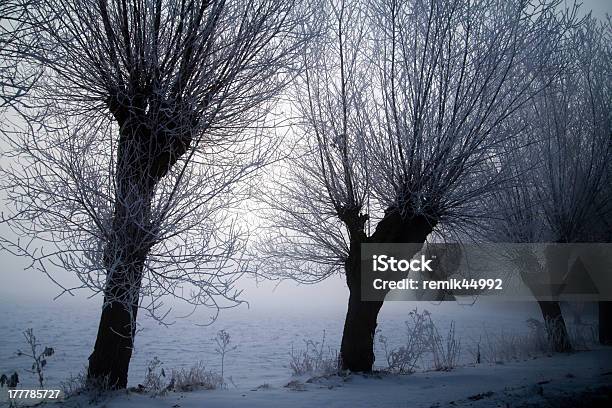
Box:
[0,0,609,315]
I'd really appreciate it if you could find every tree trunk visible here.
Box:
[599,301,612,345]
[541,245,572,352]
[339,211,435,372]
[339,233,383,372]
[87,121,158,388]
[86,91,193,388]
[87,208,149,388]
[88,288,141,388]
[518,245,572,353]
[537,300,572,352]
[340,292,384,372]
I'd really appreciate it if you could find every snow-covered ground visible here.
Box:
[52,348,612,408]
[1,298,607,407]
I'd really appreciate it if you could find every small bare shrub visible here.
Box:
[169,362,223,391]
[474,329,527,362]
[469,319,553,363]
[16,328,54,388]
[379,309,432,373]
[142,357,167,395]
[379,309,461,373]
[429,320,461,371]
[60,369,113,403]
[60,371,88,398]
[214,330,237,381]
[134,359,223,395]
[289,331,338,376]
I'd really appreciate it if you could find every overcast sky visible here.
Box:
[582,0,612,17]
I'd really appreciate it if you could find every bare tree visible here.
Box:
[534,14,611,346]
[482,14,611,351]
[477,124,576,352]
[257,0,571,372]
[483,179,575,351]
[1,0,307,388]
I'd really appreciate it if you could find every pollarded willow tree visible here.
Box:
[480,141,577,352]
[257,0,572,372]
[0,0,307,388]
[479,14,611,351]
[543,16,612,346]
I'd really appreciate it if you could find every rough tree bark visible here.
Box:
[537,300,572,353]
[339,209,435,372]
[88,284,142,388]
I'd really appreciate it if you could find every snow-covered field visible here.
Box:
[1,298,608,407]
[0,300,544,387]
[55,348,612,408]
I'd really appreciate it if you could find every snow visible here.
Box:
[0,300,549,390]
[52,348,612,408]
[1,299,607,407]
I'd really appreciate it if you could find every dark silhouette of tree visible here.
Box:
[1,0,308,388]
[256,0,570,371]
